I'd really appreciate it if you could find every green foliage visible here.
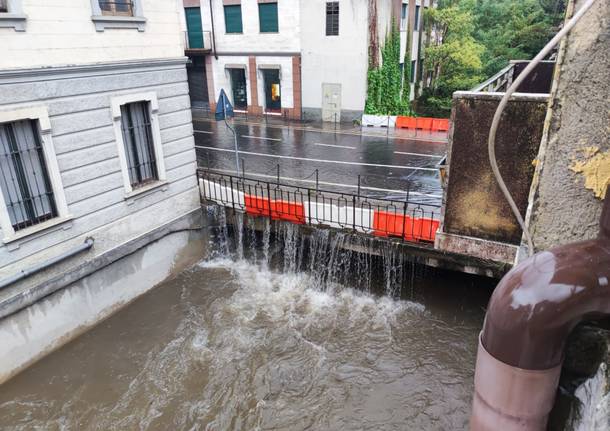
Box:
[418,0,564,117]
[365,23,412,116]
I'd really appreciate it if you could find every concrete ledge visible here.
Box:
[0,208,207,384]
[435,231,518,265]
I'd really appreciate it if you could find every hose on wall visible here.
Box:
[487,0,598,257]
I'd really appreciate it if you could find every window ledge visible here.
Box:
[91,15,146,32]
[124,181,168,203]
[3,215,74,247]
[0,13,27,31]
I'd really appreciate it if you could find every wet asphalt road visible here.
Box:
[193,118,447,206]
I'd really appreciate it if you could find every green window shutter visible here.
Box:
[258,3,278,33]
[185,7,203,49]
[224,5,243,33]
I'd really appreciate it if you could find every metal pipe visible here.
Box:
[0,237,94,290]
[471,185,610,430]
[208,0,218,59]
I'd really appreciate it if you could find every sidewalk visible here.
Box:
[191,107,449,142]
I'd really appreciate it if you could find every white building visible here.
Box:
[0,0,203,383]
[182,0,433,122]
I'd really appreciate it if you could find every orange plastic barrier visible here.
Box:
[372,211,416,240]
[412,218,440,242]
[396,116,450,132]
[245,195,271,217]
[395,116,417,129]
[271,201,306,224]
[245,195,305,224]
[431,118,450,132]
[373,211,439,242]
[416,117,433,130]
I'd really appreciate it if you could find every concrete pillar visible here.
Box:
[290,55,302,120]
[247,56,262,116]
[205,55,216,111]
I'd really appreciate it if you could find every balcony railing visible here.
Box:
[184,30,212,52]
[198,169,442,244]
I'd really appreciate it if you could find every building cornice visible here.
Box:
[0,57,188,81]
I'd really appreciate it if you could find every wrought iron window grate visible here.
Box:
[326,2,339,36]
[0,120,57,231]
[120,101,158,188]
[0,0,8,13]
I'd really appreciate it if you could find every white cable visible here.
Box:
[487,0,598,257]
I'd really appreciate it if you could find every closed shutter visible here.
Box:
[258,3,278,33]
[224,5,243,33]
[185,7,204,49]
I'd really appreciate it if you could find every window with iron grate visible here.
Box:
[0,121,57,231]
[119,102,158,188]
[98,0,134,16]
[0,0,8,13]
[326,2,339,36]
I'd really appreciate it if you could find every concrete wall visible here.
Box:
[0,223,207,384]
[0,0,186,69]
[300,0,369,116]
[436,92,548,264]
[524,0,610,252]
[210,0,300,53]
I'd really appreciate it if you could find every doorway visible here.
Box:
[186,56,209,108]
[262,69,281,113]
[228,68,248,111]
[322,83,341,122]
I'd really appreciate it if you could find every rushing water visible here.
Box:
[0,207,493,430]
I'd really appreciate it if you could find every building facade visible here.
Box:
[0,0,203,382]
[183,0,433,122]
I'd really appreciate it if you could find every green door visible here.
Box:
[185,7,203,49]
[263,69,281,112]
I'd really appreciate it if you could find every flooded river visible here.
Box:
[0,212,492,430]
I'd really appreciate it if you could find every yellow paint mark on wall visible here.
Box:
[570,146,610,199]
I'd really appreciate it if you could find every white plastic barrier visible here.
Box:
[305,202,373,233]
[200,179,245,208]
[361,114,397,128]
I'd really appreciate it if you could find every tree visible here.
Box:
[419,6,484,116]
[417,0,565,117]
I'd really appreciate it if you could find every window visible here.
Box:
[119,102,158,188]
[326,2,339,36]
[98,0,134,16]
[111,93,166,197]
[258,2,278,33]
[224,5,243,33]
[401,3,407,30]
[0,121,57,232]
[0,0,27,31]
[185,7,204,48]
[90,0,145,32]
[414,5,420,30]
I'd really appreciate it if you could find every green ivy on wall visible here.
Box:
[365,22,412,116]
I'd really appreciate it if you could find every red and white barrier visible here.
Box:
[200,180,439,242]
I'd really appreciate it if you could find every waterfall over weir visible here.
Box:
[206,205,425,298]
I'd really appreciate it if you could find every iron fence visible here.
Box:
[198,169,441,244]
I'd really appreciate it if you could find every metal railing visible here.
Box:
[199,169,441,244]
[471,63,515,93]
[183,30,212,51]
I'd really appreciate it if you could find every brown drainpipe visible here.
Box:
[471,185,610,430]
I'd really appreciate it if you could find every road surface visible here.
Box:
[193,117,447,206]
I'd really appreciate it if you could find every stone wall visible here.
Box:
[524,0,610,252]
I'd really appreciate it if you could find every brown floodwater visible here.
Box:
[0,252,492,431]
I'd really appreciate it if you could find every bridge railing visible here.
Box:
[198,169,441,244]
